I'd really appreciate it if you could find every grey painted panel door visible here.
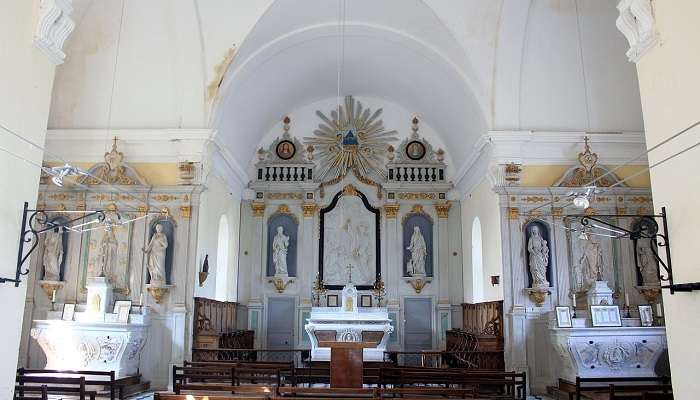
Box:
[403,298,432,350]
[267,297,295,349]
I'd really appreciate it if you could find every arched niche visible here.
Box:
[146,217,175,285]
[402,207,434,277]
[524,219,553,287]
[267,212,298,277]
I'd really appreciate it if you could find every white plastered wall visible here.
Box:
[461,179,504,303]
[0,1,56,396]
[195,173,242,302]
[633,0,700,396]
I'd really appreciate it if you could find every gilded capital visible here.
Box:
[180,205,191,219]
[302,202,317,218]
[508,207,519,220]
[434,202,451,218]
[384,204,400,219]
[251,202,265,217]
[551,207,563,219]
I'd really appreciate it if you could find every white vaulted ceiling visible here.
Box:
[47,0,644,189]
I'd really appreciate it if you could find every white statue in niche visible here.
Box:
[142,224,168,286]
[527,225,550,288]
[406,226,427,276]
[42,227,63,281]
[272,226,289,276]
[98,227,118,281]
[579,237,604,287]
[638,247,659,285]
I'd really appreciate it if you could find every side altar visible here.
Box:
[305,283,393,361]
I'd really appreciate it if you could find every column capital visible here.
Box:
[384,203,400,219]
[507,207,519,220]
[250,202,265,217]
[302,202,317,218]
[434,202,451,219]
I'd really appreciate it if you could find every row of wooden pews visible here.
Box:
[554,376,673,400]
[165,359,526,399]
[14,368,149,400]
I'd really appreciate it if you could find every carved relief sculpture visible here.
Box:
[42,227,63,281]
[406,226,427,277]
[142,224,168,286]
[272,226,289,276]
[527,225,550,288]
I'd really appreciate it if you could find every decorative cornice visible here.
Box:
[384,204,400,219]
[251,202,265,217]
[434,203,451,219]
[34,0,75,65]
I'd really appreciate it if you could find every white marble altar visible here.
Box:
[31,309,150,378]
[550,326,667,382]
[305,306,393,361]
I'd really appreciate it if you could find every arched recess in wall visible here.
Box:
[216,215,230,301]
[472,217,484,303]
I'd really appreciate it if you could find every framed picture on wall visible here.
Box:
[591,305,622,327]
[327,294,339,307]
[61,303,76,321]
[360,295,372,308]
[555,306,573,328]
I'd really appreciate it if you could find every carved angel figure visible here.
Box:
[143,224,168,286]
[527,225,550,288]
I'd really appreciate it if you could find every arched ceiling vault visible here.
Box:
[212,0,488,179]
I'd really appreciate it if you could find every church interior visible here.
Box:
[1,0,699,399]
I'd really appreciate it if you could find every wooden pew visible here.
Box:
[557,376,672,400]
[173,365,286,395]
[609,383,673,400]
[17,368,118,399]
[15,375,95,400]
[183,361,295,386]
[13,384,48,400]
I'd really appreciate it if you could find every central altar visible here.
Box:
[305,283,393,361]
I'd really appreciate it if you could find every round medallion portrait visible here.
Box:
[406,141,426,161]
[276,140,296,160]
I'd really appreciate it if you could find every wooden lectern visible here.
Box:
[318,341,376,388]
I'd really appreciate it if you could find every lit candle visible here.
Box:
[139,293,144,306]
[51,289,56,303]
[625,293,630,307]
[572,293,576,306]
[656,303,663,317]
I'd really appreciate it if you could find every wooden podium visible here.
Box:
[318,341,376,388]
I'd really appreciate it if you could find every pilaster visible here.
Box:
[435,203,451,302]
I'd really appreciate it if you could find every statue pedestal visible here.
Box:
[587,280,614,306]
[86,277,113,316]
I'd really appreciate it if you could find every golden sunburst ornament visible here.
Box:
[305,96,397,182]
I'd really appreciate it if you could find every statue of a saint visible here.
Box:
[527,225,549,287]
[406,226,428,276]
[42,227,63,281]
[143,224,168,286]
[272,226,289,276]
[579,237,604,286]
[98,227,118,281]
[638,247,659,285]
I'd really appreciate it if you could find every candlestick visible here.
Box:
[656,302,663,317]
[51,289,56,303]
[624,292,630,307]
[571,292,577,318]
[139,292,144,306]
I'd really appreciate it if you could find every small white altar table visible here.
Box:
[550,326,667,382]
[305,307,393,361]
[31,312,149,378]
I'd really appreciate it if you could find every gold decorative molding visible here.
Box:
[508,207,520,220]
[434,202,451,218]
[269,276,294,293]
[138,205,148,216]
[637,286,661,303]
[405,277,431,294]
[398,192,436,200]
[616,207,627,215]
[525,287,550,306]
[147,286,170,304]
[384,204,400,219]
[276,204,292,214]
[39,281,64,302]
[402,204,433,224]
[630,196,652,203]
[267,192,304,200]
[528,209,542,218]
[152,194,178,202]
[637,206,650,216]
[302,202,317,218]
[180,205,191,219]
[342,184,359,197]
[251,202,265,217]
[106,203,118,212]
[48,193,73,201]
[522,196,547,203]
[584,207,596,216]
[76,201,87,212]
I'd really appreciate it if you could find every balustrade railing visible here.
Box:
[257,165,313,182]
[388,165,445,183]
